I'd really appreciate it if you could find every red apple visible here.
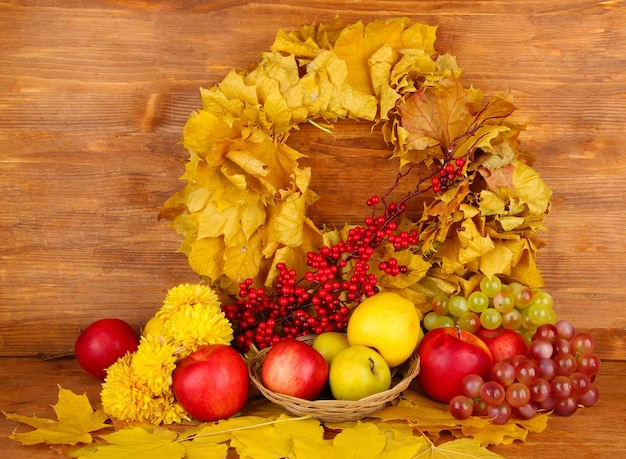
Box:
[417,327,494,403]
[75,318,140,379]
[172,344,249,422]
[261,338,328,400]
[475,327,527,362]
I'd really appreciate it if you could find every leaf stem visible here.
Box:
[308,119,335,134]
[176,415,314,443]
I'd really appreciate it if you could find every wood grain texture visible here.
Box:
[1,1,626,359]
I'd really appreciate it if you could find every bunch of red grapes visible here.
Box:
[449,320,601,423]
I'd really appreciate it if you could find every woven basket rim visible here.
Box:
[247,334,420,422]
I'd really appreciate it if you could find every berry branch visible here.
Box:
[222,100,510,353]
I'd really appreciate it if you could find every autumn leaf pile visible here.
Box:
[7,386,548,458]
[160,17,552,309]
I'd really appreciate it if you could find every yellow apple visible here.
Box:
[328,345,391,400]
[142,315,164,339]
[312,332,350,365]
[347,291,422,367]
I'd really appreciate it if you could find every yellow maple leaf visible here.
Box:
[71,426,186,459]
[6,386,110,446]
[180,416,270,459]
[460,412,549,446]
[230,413,324,459]
[415,438,505,458]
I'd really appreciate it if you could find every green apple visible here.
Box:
[312,332,350,365]
[328,345,392,400]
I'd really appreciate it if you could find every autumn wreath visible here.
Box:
[160,17,551,333]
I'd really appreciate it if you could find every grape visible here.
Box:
[532,290,554,308]
[492,290,515,313]
[457,312,481,333]
[449,395,474,420]
[553,352,577,376]
[480,276,502,297]
[512,285,534,308]
[530,378,552,403]
[579,384,600,407]
[520,329,536,347]
[552,337,572,355]
[515,360,540,385]
[480,308,502,330]
[501,309,523,330]
[448,295,469,317]
[528,338,554,360]
[576,352,601,377]
[514,401,538,420]
[570,371,592,396]
[431,295,449,316]
[487,401,512,424]
[423,311,440,331]
[473,399,489,416]
[468,291,489,313]
[505,382,531,408]
[536,357,557,381]
[508,354,530,369]
[571,332,596,354]
[537,396,557,410]
[520,309,537,331]
[434,315,455,329]
[533,324,558,342]
[528,303,553,326]
[555,319,575,340]
[462,374,484,398]
[554,396,578,416]
[551,375,573,400]
[490,360,516,387]
[480,381,506,405]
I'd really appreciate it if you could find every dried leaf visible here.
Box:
[292,421,425,459]
[460,412,549,446]
[416,438,505,458]
[230,414,324,459]
[6,386,109,446]
[70,427,186,459]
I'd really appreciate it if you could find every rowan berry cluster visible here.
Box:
[223,196,417,353]
[431,157,466,193]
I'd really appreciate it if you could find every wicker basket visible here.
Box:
[248,335,421,423]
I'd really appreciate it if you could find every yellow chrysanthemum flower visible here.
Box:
[101,353,162,424]
[131,335,177,395]
[157,283,221,320]
[157,395,188,425]
[153,283,233,357]
[163,303,233,358]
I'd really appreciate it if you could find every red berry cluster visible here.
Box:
[431,157,466,193]
[222,196,419,353]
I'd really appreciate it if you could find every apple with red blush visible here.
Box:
[475,326,527,362]
[417,327,494,403]
[172,344,250,422]
[75,318,140,379]
[261,338,328,400]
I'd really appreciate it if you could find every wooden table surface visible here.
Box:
[1,1,626,458]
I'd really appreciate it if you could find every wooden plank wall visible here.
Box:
[1,0,626,359]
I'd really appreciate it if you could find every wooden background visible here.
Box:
[2,1,626,458]
[3,0,626,359]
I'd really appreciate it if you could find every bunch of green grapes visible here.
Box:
[422,276,556,343]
